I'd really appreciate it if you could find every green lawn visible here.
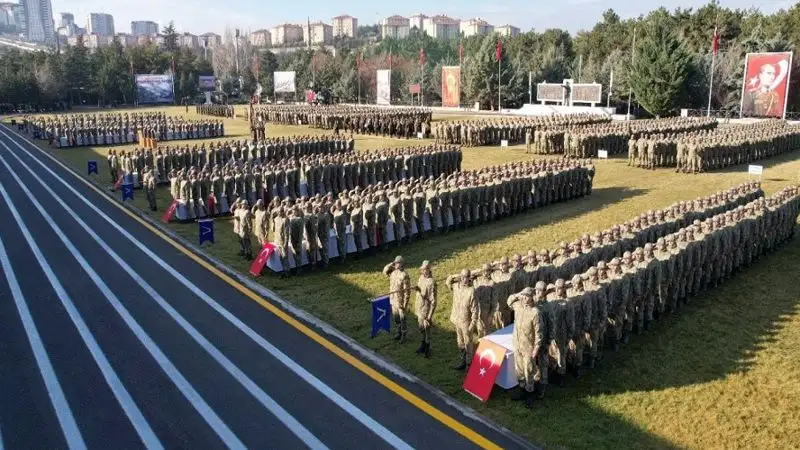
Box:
[13,106,800,449]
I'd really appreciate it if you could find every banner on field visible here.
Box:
[740,52,793,119]
[135,74,174,104]
[571,83,602,104]
[441,66,461,108]
[537,83,565,103]
[274,71,296,93]
[199,75,216,92]
[376,69,391,105]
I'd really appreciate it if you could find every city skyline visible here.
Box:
[48,0,796,37]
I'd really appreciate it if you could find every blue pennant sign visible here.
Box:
[370,295,391,338]
[87,160,98,175]
[121,183,134,201]
[199,219,215,245]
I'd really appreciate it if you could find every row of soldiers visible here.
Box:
[105,135,357,185]
[433,114,611,147]
[251,105,434,139]
[196,104,237,118]
[444,185,797,405]
[26,112,225,147]
[446,180,763,342]
[556,117,717,158]
[627,120,800,172]
[163,145,464,221]
[239,159,595,274]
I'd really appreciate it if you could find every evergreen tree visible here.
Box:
[629,18,693,117]
[163,22,179,52]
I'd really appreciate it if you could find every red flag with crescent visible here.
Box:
[711,26,719,55]
[495,38,502,62]
[114,174,124,191]
[162,199,178,223]
[463,339,507,402]
[249,242,276,276]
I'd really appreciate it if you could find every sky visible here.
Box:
[51,0,795,37]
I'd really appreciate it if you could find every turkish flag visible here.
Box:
[495,38,502,62]
[114,174,124,191]
[711,26,719,55]
[249,242,276,276]
[207,194,216,217]
[161,199,178,223]
[463,339,507,402]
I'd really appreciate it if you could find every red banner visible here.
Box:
[441,66,461,108]
[495,38,502,62]
[162,199,178,223]
[741,52,793,118]
[463,339,507,402]
[207,194,216,216]
[249,242,276,276]
[306,90,316,103]
[114,174,124,191]
[409,84,420,94]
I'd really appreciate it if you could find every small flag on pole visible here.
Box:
[87,160,98,175]
[370,295,391,338]
[711,26,719,55]
[162,199,178,223]
[495,38,503,62]
[419,48,425,66]
[121,183,134,201]
[198,219,214,245]
[114,174,124,191]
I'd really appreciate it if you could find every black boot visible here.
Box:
[510,387,526,402]
[424,342,431,359]
[453,351,467,370]
[535,383,547,400]
[524,388,536,408]
[392,330,402,341]
[416,340,426,354]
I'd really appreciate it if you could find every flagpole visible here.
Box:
[498,57,501,112]
[607,69,614,108]
[528,71,532,104]
[626,26,637,120]
[707,26,718,117]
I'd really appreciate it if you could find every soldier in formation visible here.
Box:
[413,260,437,358]
[433,114,610,147]
[383,256,412,343]
[252,104,433,139]
[27,112,224,148]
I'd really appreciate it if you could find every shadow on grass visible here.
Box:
[712,150,800,174]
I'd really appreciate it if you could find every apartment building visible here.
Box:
[495,24,520,38]
[380,15,409,39]
[332,15,357,38]
[423,14,459,40]
[304,21,333,45]
[460,18,493,37]
[249,28,271,47]
[271,23,303,45]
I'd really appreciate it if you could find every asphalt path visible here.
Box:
[0,126,535,449]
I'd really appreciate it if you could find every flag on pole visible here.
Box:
[370,295,391,338]
[249,242,276,276]
[463,339,507,402]
[198,219,215,245]
[495,38,502,62]
[459,42,464,65]
[87,160,98,175]
[711,26,719,55]
[114,174,124,191]
[162,199,178,223]
[121,183,134,201]
[419,48,425,66]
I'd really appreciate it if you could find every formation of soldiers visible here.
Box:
[105,136,356,186]
[559,117,717,158]
[196,104,237,118]
[164,144,462,222]
[432,114,611,147]
[250,105,433,139]
[627,120,800,172]
[445,182,800,405]
[25,111,224,148]
[236,159,595,274]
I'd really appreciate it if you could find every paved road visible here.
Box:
[0,126,533,449]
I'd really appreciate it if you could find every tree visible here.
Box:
[629,19,693,117]
[163,22,179,52]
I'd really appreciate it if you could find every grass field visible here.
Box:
[11,106,800,449]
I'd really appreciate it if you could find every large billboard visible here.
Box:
[441,66,461,108]
[537,83,564,103]
[376,69,391,105]
[199,75,216,92]
[274,71,296,93]
[136,74,174,104]
[571,83,602,104]
[740,52,793,118]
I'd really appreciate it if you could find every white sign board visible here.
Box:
[274,71,296,93]
[598,149,608,159]
[417,132,423,139]
[500,140,509,147]
[748,165,763,176]
[376,69,391,105]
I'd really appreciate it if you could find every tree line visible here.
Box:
[1,2,799,117]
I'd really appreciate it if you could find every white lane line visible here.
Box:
[0,237,85,450]
[1,122,415,450]
[0,147,328,449]
[0,154,243,450]
[0,180,164,449]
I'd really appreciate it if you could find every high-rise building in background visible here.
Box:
[20,0,55,44]
[332,15,357,38]
[87,12,114,36]
[131,20,158,36]
[0,2,18,30]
